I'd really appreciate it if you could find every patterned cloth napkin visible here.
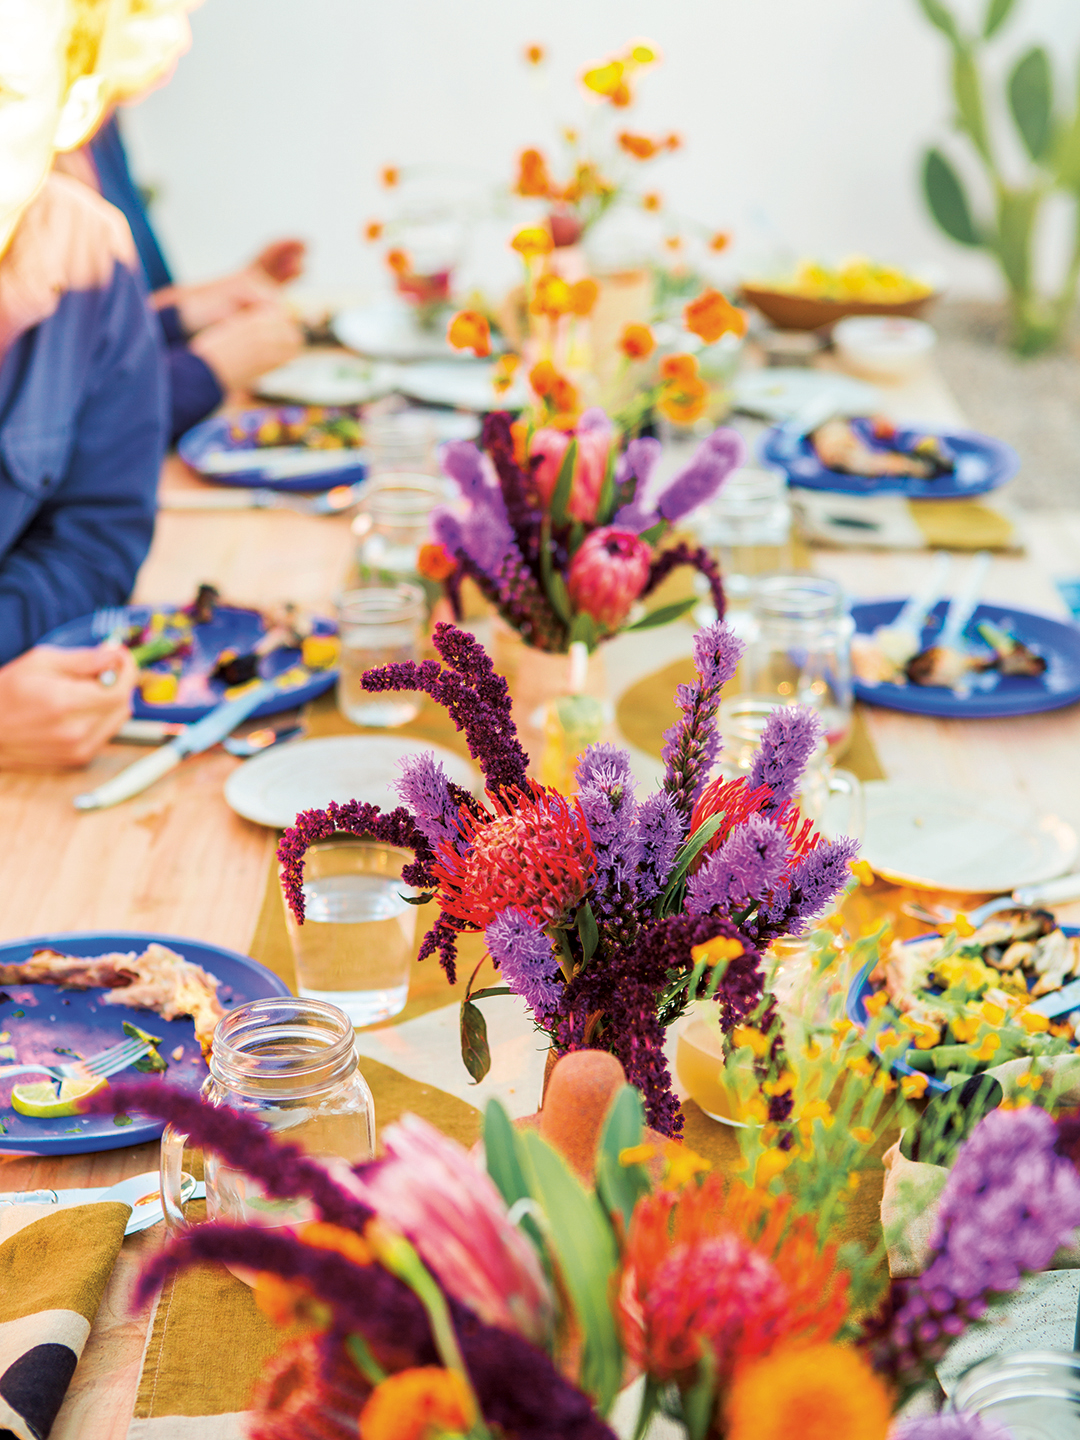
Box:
[0,1200,129,1440]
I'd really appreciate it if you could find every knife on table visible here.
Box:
[74,679,280,811]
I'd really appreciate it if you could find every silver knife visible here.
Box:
[0,1171,205,1235]
[159,480,366,515]
[74,679,279,811]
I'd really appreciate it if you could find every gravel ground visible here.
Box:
[931,300,1080,510]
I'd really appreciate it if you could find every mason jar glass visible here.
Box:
[693,467,793,618]
[336,583,424,728]
[160,996,375,1237]
[949,1350,1080,1439]
[352,472,449,584]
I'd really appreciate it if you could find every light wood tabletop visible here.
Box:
[2,367,1079,1438]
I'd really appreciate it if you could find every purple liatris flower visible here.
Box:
[891,1417,1015,1440]
[394,752,462,850]
[635,790,684,903]
[575,743,642,913]
[748,705,823,812]
[766,833,860,937]
[350,1113,555,1346]
[653,427,746,523]
[485,908,563,1016]
[866,1107,1080,1391]
[613,436,663,531]
[567,528,652,632]
[661,620,744,825]
[687,812,793,913]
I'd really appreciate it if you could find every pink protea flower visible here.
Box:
[531,420,613,524]
[431,782,596,929]
[351,1113,555,1346]
[568,527,652,632]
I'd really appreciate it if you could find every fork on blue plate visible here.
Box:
[0,1035,152,1084]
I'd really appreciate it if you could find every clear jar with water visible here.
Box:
[363,410,437,476]
[745,574,854,757]
[950,1351,1080,1439]
[693,467,793,624]
[352,471,448,584]
[284,840,420,1026]
[337,583,424,728]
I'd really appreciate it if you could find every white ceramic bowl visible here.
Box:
[833,315,937,381]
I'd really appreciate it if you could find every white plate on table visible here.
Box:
[224,735,477,830]
[730,367,881,422]
[254,353,398,407]
[393,360,531,413]
[334,299,462,362]
[860,780,1079,894]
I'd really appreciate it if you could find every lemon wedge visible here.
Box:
[11,1075,108,1118]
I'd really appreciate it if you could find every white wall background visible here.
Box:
[120,0,1080,302]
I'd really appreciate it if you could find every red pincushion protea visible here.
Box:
[432,783,596,929]
[567,527,652,632]
[689,774,822,867]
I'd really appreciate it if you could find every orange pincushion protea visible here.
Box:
[359,1367,474,1440]
[684,288,748,344]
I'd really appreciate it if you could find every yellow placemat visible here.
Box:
[909,498,1018,551]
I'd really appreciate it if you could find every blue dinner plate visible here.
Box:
[43,603,338,724]
[846,927,1079,1095]
[0,932,290,1154]
[178,406,368,492]
[851,599,1080,719]
[760,419,1018,498]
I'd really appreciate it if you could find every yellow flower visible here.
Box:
[798,1098,834,1132]
[523,42,545,65]
[491,353,519,395]
[709,230,732,252]
[380,165,399,188]
[731,1025,771,1057]
[569,278,599,317]
[825,912,846,934]
[804,1038,823,1061]
[850,859,874,886]
[901,1072,929,1099]
[848,1171,861,1191]
[832,1017,854,1039]
[642,191,662,212]
[530,273,573,319]
[691,935,744,968]
[874,1071,897,1092]
[684,288,748,344]
[864,991,889,1018]
[1016,1070,1044,1091]
[970,1033,1002,1063]
[850,1126,875,1146]
[875,1027,899,1048]
[1020,1009,1051,1034]
[900,1016,941,1050]
[763,1071,795,1097]
[510,226,553,259]
[726,1344,892,1440]
[619,1142,656,1167]
[846,1055,872,1078]
[953,912,976,938]
[755,1148,794,1187]
[981,1000,1006,1026]
[446,310,491,358]
[664,1142,711,1187]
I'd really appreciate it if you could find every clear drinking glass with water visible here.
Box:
[352,472,449,584]
[337,583,424,728]
[693,467,793,626]
[284,840,419,1026]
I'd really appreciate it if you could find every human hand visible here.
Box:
[188,301,304,392]
[251,238,307,285]
[155,271,276,335]
[0,645,138,771]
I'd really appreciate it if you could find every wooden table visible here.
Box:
[2,367,1080,1438]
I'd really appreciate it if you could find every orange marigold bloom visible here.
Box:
[380,165,399,188]
[510,226,553,259]
[529,359,558,398]
[684,287,749,344]
[417,543,457,582]
[515,147,554,199]
[548,373,581,421]
[619,322,656,359]
[726,1344,892,1440]
[523,42,545,65]
[386,248,410,275]
[569,278,599,317]
[642,192,661,212]
[491,352,520,394]
[658,352,699,384]
[709,230,731,252]
[618,131,658,160]
[531,273,573,320]
[658,375,708,426]
[358,1367,474,1440]
[446,310,491,358]
[363,220,384,242]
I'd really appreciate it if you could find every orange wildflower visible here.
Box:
[358,1367,474,1440]
[523,42,545,65]
[582,59,630,106]
[514,147,554,199]
[569,278,599,317]
[642,191,662,212]
[363,220,384,242]
[618,131,659,160]
[622,322,656,358]
[417,543,457,582]
[658,374,708,425]
[510,226,553,260]
[726,1343,892,1440]
[664,234,683,252]
[297,1222,375,1267]
[446,310,491,357]
[684,287,749,344]
[659,352,699,385]
[529,359,558,398]
[253,1273,317,1328]
[510,418,530,467]
[664,132,682,150]
[709,230,731,252]
[548,372,580,421]
[380,165,399,188]
[531,273,573,320]
[491,352,520,394]
[385,248,410,275]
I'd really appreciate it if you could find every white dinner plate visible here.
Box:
[224,735,478,830]
[334,300,462,362]
[731,367,881,422]
[254,353,398,407]
[393,360,531,413]
[859,780,1079,894]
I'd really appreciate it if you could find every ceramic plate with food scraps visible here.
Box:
[0,932,289,1154]
[849,599,1080,718]
[178,405,368,491]
[254,353,398,408]
[43,587,340,723]
[846,916,1080,1096]
[760,417,1018,499]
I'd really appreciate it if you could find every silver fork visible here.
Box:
[0,1036,152,1083]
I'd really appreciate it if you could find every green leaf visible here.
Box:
[923,148,983,246]
[1051,93,1080,190]
[547,569,574,625]
[460,999,491,1083]
[400,890,436,906]
[594,1085,650,1233]
[113,1114,134,1127]
[983,0,1016,39]
[656,814,724,915]
[632,1377,663,1440]
[595,443,619,526]
[483,1099,534,1211]
[916,0,961,44]
[468,985,513,1002]
[953,45,993,161]
[517,1130,623,1409]
[994,186,1040,293]
[625,597,698,632]
[638,520,666,546]
[569,611,599,650]
[576,902,599,966]
[346,1333,388,1385]
[567,520,586,555]
[1008,47,1054,162]
[549,439,577,528]
[681,1352,718,1440]
[122,1020,164,1046]
[899,1072,1002,1165]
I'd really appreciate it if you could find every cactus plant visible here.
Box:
[917,0,1080,354]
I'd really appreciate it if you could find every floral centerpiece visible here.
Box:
[278,619,859,1135]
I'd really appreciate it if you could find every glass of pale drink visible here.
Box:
[283,841,419,1026]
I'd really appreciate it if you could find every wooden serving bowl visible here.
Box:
[739,285,937,333]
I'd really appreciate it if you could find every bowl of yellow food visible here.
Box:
[740,257,939,332]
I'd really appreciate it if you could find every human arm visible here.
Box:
[0,644,137,770]
[187,300,303,392]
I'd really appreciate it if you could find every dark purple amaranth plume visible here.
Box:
[641,540,725,622]
[482,412,544,565]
